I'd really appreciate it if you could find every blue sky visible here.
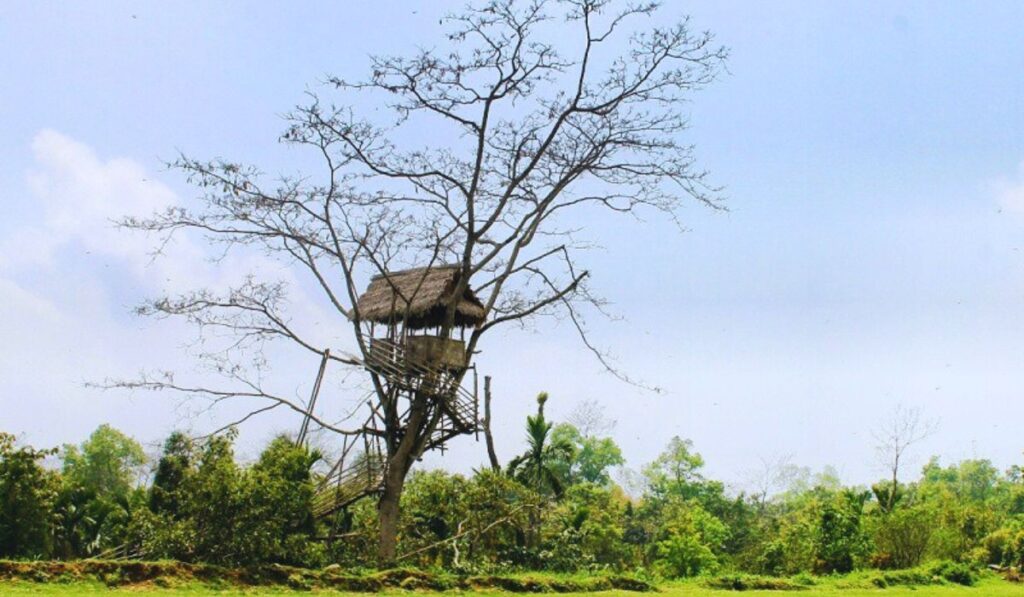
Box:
[2,1,1023,490]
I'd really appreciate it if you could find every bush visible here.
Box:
[655,532,719,578]
[703,573,806,591]
[812,490,870,574]
[870,504,936,569]
[865,561,977,588]
[869,568,933,588]
[927,560,977,586]
[650,498,727,578]
[129,434,323,567]
[540,483,630,571]
[977,526,1024,568]
[539,527,595,572]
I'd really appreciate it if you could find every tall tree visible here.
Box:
[643,436,707,498]
[62,424,146,501]
[873,406,937,513]
[550,423,624,486]
[0,434,58,559]
[57,425,147,557]
[149,432,193,518]
[115,0,726,562]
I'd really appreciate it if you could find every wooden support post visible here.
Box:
[483,375,501,472]
[297,348,330,447]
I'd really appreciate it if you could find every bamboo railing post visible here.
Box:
[473,366,480,439]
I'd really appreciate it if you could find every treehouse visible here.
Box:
[310,266,486,518]
[356,265,486,334]
[356,265,485,370]
[356,265,485,397]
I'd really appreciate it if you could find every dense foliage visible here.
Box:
[0,433,58,558]
[2,402,1023,578]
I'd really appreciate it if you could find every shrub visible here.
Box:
[927,560,977,586]
[541,483,629,571]
[813,490,870,574]
[129,433,322,567]
[655,532,719,578]
[866,561,977,588]
[977,526,1024,568]
[703,573,805,591]
[650,498,727,578]
[869,568,933,588]
[870,504,936,569]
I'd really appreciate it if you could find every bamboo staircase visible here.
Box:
[310,338,478,518]
[312,432,386,518]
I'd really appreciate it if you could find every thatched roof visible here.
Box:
[355,265,486,330]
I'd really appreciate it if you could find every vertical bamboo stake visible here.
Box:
[483,375,501,472]
[473,365,480,440]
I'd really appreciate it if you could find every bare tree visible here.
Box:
[873,405,938,513]
[567,398,616,437]
[744,453,796,510]
[114,0,726,563]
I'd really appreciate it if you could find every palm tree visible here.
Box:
[506,393,574,497]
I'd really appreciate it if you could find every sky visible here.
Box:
[2,1,1024,491]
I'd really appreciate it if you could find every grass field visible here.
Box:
[1,577,1021,596]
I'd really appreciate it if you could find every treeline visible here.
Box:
[2,397,1024,578]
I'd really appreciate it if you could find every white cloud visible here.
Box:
[0,132,202,446]
[992,160,1024,215]
[1,130,212,292]
[0,131,340,452]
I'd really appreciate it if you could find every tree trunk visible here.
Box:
[377,392,430,566]
[378,459,407,565]
[886,454,900,513]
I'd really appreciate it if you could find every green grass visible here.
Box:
[0,577,1020,596]
[0,561,1018,596]
[673,576,1023,596]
